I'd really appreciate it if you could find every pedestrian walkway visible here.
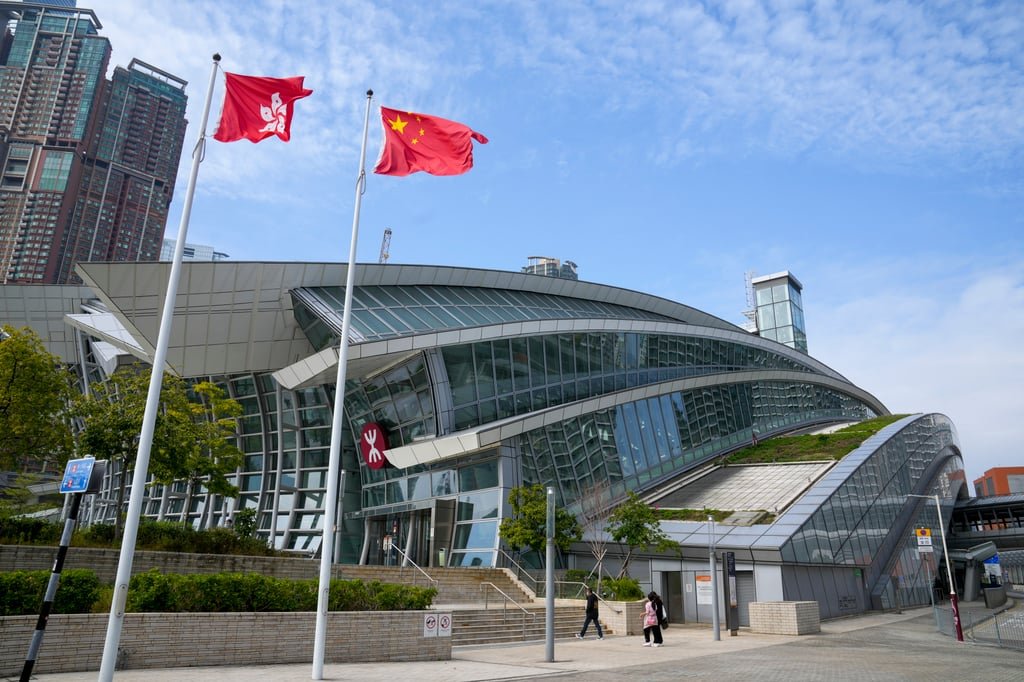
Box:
[18,603,1023,682]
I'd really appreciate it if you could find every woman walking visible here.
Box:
[642,591,663,647]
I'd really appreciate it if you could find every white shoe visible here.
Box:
[643,642,652,647]
[653,643,662,647]
[597,636,604,640]
[575,633,583,639]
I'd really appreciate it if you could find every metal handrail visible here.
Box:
[552,580,623,613]
[391,545,438,586]
[496,548,540,594]
[479,581,536,641]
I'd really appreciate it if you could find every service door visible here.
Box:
[736,571,756,626]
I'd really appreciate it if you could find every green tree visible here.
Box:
[0,325,75,471]
[152,381,243,530]
[499,484,581,562]
[606,492,680,578]
[76,367,193,540]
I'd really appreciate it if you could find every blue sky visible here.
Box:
[87,0,1022,486]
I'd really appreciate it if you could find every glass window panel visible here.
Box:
[460,459,499,490]
[457,491,499,520]
[755,287,773,306]
[757,304,776,329]
[448,551,494,567]
[453,520,497,550]
[772,283,788,302]
[774,302,793,327]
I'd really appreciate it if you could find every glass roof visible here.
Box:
[292,285,677,347]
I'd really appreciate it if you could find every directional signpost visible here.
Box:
[21,457,106,681]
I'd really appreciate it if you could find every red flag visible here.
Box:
[214,72,313,143]
[374,106,488,176]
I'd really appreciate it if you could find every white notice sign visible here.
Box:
[696,575,713,605]
[423,613,438,637]
[438,613,452,637]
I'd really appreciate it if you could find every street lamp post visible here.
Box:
[908,493,963,642]
[708,515,720,641]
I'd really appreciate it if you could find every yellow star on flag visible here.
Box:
[388,113,408,134]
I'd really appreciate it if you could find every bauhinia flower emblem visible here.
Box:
[258,92,287,135]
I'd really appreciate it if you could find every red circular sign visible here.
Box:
[360,423,389,470]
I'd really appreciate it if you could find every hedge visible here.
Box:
[0,569,101,616]
[125,570,437,613]
[1,568,437,615]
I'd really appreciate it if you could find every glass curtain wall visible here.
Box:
[518,381,874,510]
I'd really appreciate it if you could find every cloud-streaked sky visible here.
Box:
[86,0,1023,486]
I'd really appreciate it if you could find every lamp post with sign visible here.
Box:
[908,494,963,642]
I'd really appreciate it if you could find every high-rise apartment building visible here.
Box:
[522,255,578,280]
[58,59,187,282]
[0,3,187,284]
[160,238,229,262]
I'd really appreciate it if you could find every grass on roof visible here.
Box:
[723,414,909,466]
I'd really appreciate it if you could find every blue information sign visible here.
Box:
[60,458,96,494]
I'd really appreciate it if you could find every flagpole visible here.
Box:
[98,53,222,682]
[312,88,374,681]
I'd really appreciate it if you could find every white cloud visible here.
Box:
[810,261,1024,483]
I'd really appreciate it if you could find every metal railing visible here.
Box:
[935,603,1024,650]
[496,548,540,595]
[479,581,537,640]
[391,545,438,588]
[546,580,623,613]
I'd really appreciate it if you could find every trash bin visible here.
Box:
[438,548,446,567]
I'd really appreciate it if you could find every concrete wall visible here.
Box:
[0,611,451,676]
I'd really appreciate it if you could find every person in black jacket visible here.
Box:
[575,586,604,640]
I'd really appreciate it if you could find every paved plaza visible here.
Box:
[18,606,1023,682]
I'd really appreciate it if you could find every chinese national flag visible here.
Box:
[214,72,313,143]
[374,106,488,176]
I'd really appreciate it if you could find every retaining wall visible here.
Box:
[0,610,450,676]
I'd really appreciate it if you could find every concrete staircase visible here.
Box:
[333,564,613,645]
[451,605,605,646]
[335,565,535,606]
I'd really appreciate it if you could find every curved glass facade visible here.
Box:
[777,414,964,608]
[291,285,676,349]
[441,332,817,432]
[518,381,875,510]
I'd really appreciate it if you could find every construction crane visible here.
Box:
[378,228,391,264]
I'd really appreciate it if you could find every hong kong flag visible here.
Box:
[214,72,313,143]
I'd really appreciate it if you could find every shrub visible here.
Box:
[75,522,115,546]
[233,508,257,538]
[563,569,590,584]
[0,516,61,545]
[601,575,643,601]
[135,520,196,552]
[123,571,435,613]
[0,569,101,616]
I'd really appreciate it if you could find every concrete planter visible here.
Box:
[749,601,821,635]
